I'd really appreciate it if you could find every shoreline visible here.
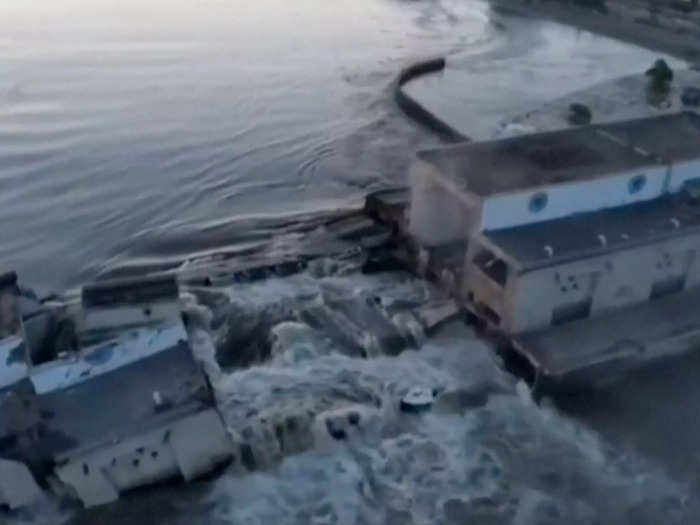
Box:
[489,0,700,64]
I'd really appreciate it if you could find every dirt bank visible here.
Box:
[489,0,700,63]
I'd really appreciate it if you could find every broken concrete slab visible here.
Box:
[0,458,43,509]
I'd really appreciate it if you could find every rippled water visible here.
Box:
[0,0,670,291]
[3,1,699,524]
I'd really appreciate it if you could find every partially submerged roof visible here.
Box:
[483,192,700,271]
[416,112,700,197]
[38,328,208,457]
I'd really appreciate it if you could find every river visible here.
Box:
[0,0,671,292]
[2,1,698,524]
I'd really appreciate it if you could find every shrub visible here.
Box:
[567,103,593,125]
[645,59,674,93]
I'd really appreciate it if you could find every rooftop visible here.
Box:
[38,341,209,457]
[600,111,700,163]
[484,192,700,271]
[416,112,700,197]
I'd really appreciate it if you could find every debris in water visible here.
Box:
[400,386,434,413]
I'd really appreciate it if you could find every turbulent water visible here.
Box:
[3,0,700,523]
[9,264,700,524]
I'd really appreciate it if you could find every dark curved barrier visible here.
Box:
[393,57,469,143]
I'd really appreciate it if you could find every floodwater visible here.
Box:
[3,1,699,524]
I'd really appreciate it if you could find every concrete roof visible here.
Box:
[416,112,700,197]
[483,192,700,271]
[38,340,209,457]
[598,111,700,163]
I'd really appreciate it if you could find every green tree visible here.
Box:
[567,103,593,125]
[645,59,674,94]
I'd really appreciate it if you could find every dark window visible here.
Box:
[477,302,501,326]
[473,250,508,286]
[628,174,647,194]
[551,299,592,326]
[650,276,685,299]
[529,192,548,213]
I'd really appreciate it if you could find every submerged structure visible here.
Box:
[2,111,700,512]
[0,273,232,509]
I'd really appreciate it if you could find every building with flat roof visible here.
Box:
[409,112,700,335]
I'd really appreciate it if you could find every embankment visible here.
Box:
[393,58,469,143]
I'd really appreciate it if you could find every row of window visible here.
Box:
[527,174,647,213]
